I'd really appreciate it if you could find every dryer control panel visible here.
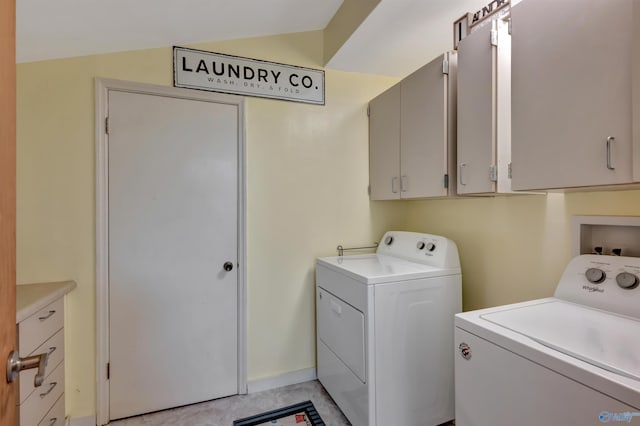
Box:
[377,231,460,269]
[554,255,640,320]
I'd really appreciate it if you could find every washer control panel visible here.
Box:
[554,255,640,319]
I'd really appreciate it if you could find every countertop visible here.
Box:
[16,280,77,323]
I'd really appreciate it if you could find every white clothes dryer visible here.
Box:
[316,231,462,426]
[455,255,640,426]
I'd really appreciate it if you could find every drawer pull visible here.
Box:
[38,310,56,321]
[47,346,57,356]
[39,381,57,398]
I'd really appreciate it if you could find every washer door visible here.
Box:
[317,287,366,382]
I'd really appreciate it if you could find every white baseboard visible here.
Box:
[69,414,96,426]
[247,367,317,394]
[66,370,316,426]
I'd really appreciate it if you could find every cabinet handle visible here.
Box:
[38,310,56,321]
[391,177,399,193]
[400,175,408,192]
[47,346,57,356]
[459,163,467,185]
[39,381,57,398]
[48,418,58,426]
[606,136,615,170]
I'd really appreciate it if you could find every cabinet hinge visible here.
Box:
[490,29,498,46]
[105,117,110,135]
[508,18,512,35]
[489,165,498,182]
[508,162,512,179]
[107,362,110,380]
[367,106,370,117]
[442,59,449,75]
[367,185,371,196]
[444,174,449,189]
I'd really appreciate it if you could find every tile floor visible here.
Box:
[109,380,456,425]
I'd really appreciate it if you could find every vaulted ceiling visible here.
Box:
[17,0,517,77]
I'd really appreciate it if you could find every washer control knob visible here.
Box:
[384,236,394,246]
[426,242,436,252]
[417,242,426,250]
[585,268,606,284]
[616,272,639,289]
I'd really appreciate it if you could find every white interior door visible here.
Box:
[108,90,239,420]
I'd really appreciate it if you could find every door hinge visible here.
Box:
[105,117,110,135]
[107,362,110,380]
[490,29,498,46]
[508,18,512,35]
[489,165,498,182]
[367,185,371,196]
[508,162,512,179]
[444,174,449,188]
[442,59,449,75]
[367,105,370,117]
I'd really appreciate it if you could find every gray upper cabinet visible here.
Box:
[369,52,457,200]
[457,19,514,195]
[511,0,635,190]
[369,84,401,200]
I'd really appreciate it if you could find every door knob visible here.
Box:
[6,350,49,386]
[223,261,234,272]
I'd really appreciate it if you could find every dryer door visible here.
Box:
[316,287,366,382]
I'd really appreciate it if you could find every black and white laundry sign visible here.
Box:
[173,47,325,105]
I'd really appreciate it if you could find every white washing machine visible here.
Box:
[316,231,462,426]
[455,254,640,426]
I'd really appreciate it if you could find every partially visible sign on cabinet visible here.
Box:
[453,0,511,49]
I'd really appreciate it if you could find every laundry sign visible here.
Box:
[173,47,325,105]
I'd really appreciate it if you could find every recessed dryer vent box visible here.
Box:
[572,216,640,258]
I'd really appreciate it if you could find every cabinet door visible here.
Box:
[400,54,449,198]
[457,23,496,194]
[511,0,633,190]
[369,84,401,200]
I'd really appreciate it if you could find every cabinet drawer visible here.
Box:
[20,328,64,404]
[20,363,64,426]
[38,394,65,426]
[19,298,64,356]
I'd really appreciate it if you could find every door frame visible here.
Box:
[0,0,17,423]
[94,78,247,426]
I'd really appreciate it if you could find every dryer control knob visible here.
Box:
[585,268,606,284]
[616,272,639,289]
[384,236,394,246]
[426,242,436,252]
[417,242,426,250]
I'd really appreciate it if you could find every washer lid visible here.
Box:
[481,300,640,381]
[317,253,460,284]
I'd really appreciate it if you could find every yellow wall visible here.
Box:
[16,25,640,421]
[16,31,405,418]
[404,190,640,311]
